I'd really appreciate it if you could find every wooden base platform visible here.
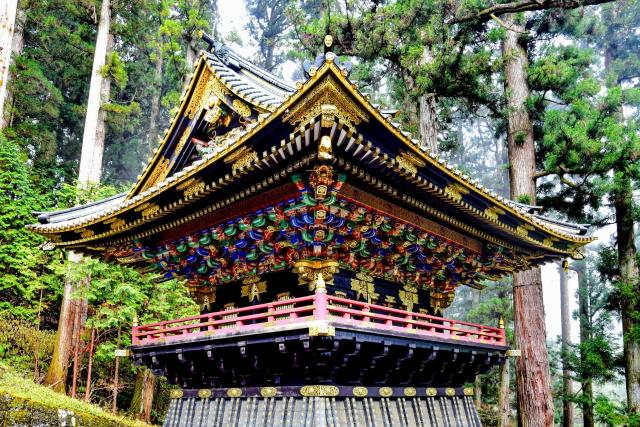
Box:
[163,387,481,427]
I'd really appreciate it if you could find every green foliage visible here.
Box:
[594,395,640,427]
[102,52,128,89]
[0,133,63,322]
[0,316,55,376]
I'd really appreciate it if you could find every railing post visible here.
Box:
[268,304,275,323]
[207,314,214,332]
[405,313,413,330]
[362,304,370,323]
[499,316,506,345]
[313,273,329,321]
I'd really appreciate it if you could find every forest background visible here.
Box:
[0,0,638,425]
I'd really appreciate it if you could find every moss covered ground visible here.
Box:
[0,365,152,426]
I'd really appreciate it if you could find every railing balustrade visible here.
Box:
[132,293,506,346]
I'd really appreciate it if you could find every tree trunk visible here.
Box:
[0,0,19,128]
[147,47,163,155]
[501,14,554,427]
[129,368,156,422]
[78,0,111,185]
[70,297,82,399]
[84,328,95,402]
[44,252,83,392]
[472,289,482,408]
[5,7,24,129]
[574,262,594,427]
[498,358,511,427]
[614,177,640,417]
[183,38,198,88]
[419,94,438,152]
[112,328,121,414]
[559,262,574,426]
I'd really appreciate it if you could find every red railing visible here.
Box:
[132,293,506,346]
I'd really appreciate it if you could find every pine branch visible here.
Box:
[450,0,616,24]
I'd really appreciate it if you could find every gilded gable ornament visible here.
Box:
[185,67,230,120]
[282,78,369,131]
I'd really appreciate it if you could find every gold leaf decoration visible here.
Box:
[141,204,160,218]
[445,388,456,397]
[463,387,474,396]
[170,389,184,399]
[232,99,252,118]
[352,386,368,397]
[395,151,426,175]
[283,77,368,130]
[426,388,437,397]
[378,387,393,397]
[260,387,277,398]
[483,206,505,221]
[183,180,205,198]
[198,389,212,399]
[443,183,470,202]
[109,218,126,231]
[226,388,243,398]
[79,229,94,239]
[231,149,258,173]
[139,157,170,193]
[404,387,417,397]
[300,385,340,397]
[398,284,419,312]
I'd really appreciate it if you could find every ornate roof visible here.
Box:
[28,41,594,293]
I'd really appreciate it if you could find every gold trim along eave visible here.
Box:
[127,53,279,199]
[29,59,593,254]
[315,62,594,248]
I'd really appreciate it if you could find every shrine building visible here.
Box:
[29,35,593,426]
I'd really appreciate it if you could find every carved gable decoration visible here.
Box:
[283,77,369,130]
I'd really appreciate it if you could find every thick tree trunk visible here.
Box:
[419,94,438,152]
[574,262,594,427]
[5,8,24,129]
[501,14,555,427]
[498,358,511,427]
[78,0,111,185]
[147,48,163,155]
[418,47,438,152]
[0,0,19,128]
[129,368,156,422]
[559,263,574,426]
[44,252,84,392]
[614,178,640,417]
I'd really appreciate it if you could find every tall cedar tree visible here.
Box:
[246,0,290,72]
[532,2,640,418]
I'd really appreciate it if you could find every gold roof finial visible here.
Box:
[324,35,333,49]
